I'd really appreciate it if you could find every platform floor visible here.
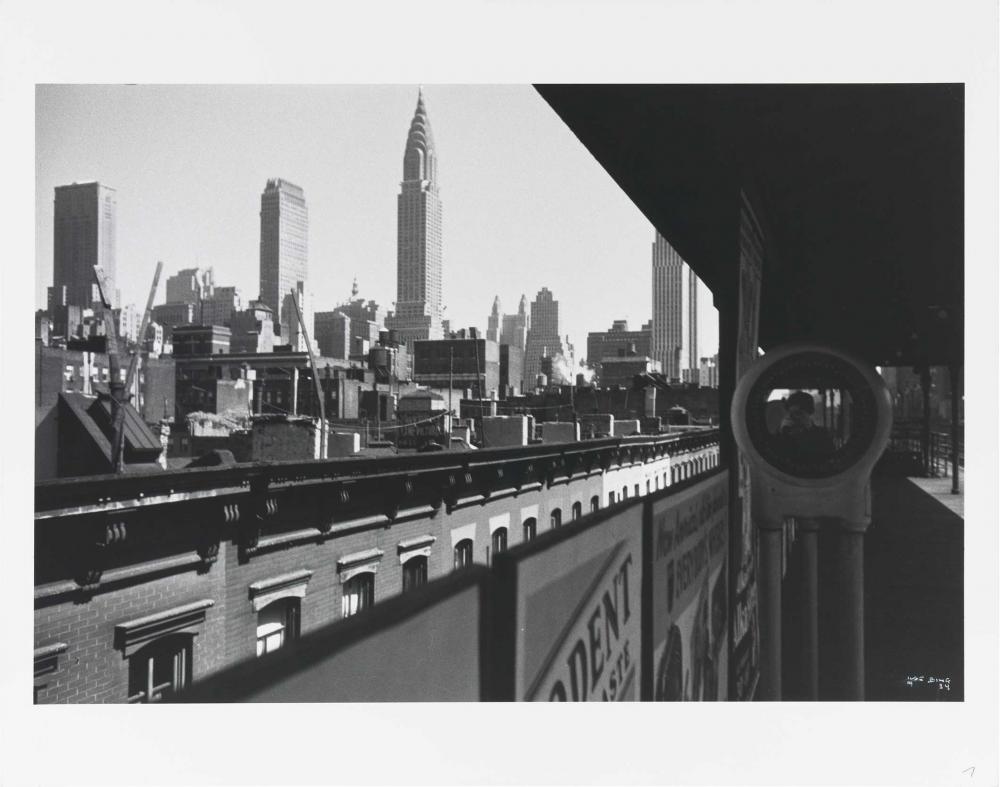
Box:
[864,475,964,700]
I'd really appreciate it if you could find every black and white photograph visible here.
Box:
[2,2,998,785]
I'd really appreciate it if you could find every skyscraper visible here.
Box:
[51,182,117,311]
[387,90,443,344]
[687,263,698,374]
[500,294,530,352]
[524,287,574,386]
[259,178,308,349]
[651,231,698,380]
[487,296,501,342]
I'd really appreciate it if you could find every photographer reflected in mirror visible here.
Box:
[774,390,836,461]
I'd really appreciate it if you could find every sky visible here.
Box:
[35,84,718,363]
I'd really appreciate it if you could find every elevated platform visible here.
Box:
[865,476,964,700]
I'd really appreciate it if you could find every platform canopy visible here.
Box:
[535,84,963,367]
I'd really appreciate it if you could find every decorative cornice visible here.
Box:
[397,535,437,552]
[34,642,68,683]
[114,599,214,656]
[337,548,386,570]
[248,569,313,612]
[36,432,723,589]
[248,569,314,597]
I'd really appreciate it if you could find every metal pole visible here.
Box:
[829,521,867,700]
[93,266,126,472]
[757,521,784,700]
[798,517,820,700]
[288,289,326,458]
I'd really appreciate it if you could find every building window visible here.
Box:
[342,571,374,617]
[403,555,428,592]
[491,527,508,564]
[571,501,582,521]
[635,483,640,498]
[256,598,299,658]
[622,486,628,500]
[550,508,562,529]
[646,479,651,495]
[609,492,616,507]
[590,495,600,513]
[127,634,192,703]
[454,538,474,569]
[523,518,537,542]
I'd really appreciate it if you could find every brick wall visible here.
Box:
[34,549,227,704]
[34,445,712,702]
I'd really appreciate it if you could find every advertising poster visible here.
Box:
[513,506,643,701]
[732,190,763,700]
[650,472,729,701]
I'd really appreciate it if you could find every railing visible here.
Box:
[886,424,963,478]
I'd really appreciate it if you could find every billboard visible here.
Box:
[503,505,644,701]
[649,471,729,701]
[731,190,763,700]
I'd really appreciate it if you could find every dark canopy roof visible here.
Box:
[535,84,963,366]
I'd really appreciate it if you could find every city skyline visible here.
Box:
[35,85,718,359]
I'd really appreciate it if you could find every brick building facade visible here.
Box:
[34,432,720,702]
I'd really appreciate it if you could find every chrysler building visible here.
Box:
[387,89,444,343]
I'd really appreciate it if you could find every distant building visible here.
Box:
[698,354,719,389]
[113,303,142,345]
[370,331,411,385]
[199,285,242,327]
[487,296,501,342]
[259,178,308,347]
[488,293,530,354]
[36,310,51,345]
[165,267,214,305]
[499,344,524,398]
[46,286,83,341]
[151,302,196,340]
[593,356,662,388]
[175,350,363,422]
[396,389,449,448]
[315,297,385,360]
[524,287,574,386]
[651,231,698,381]
[144,321,164,356]
[230,301,275,354]
[171,325,231,357]
[586,319,653,380]
[314,311,351,360]
[387,90,444,344]
[413,334,500,398]
[52,182,117,311]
